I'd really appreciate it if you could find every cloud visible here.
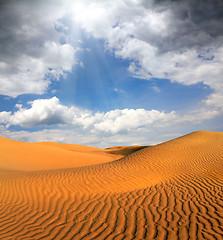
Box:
[0,111,11,124]
[93,109,175,133]
[0,0,79,97]
[114,88,125,94]
[151,86,161,93]
[1,0,222,103]
[1,0,223,146]
[71,0,223,110]
[1,96,222,137]
[8,97,81,127]
[0,125,151,148]
[0,123,182,148]
[0,95,222,147]
[143,0,223,52]
[2,97,175,134]
[0,125,99,146]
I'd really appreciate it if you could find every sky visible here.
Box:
[0,0,223,148]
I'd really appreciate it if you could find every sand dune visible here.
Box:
[0,131,223,239]
[0,137,142,171]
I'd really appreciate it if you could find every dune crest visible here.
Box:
[0,131,223,239]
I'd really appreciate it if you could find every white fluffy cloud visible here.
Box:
[1,97,221,137]
[93,109,175,133]
[0,94,221,147]
[8,97,76,127]
[2,97,175,134]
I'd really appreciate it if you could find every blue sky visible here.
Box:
[0,0,223,147]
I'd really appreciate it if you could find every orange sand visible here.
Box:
[0,136,142,171]
[0,131,223,239]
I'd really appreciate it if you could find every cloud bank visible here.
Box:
[0,96,220,147]
[1,96,220,135]
[2,97,175,134]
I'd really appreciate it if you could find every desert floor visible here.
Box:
[0,131,222,239]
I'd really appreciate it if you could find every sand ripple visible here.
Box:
[0,131,223,239]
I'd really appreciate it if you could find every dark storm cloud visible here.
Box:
[0,0,60,63]
[140,0,223,53]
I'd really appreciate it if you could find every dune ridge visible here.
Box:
[0,131,223,239]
